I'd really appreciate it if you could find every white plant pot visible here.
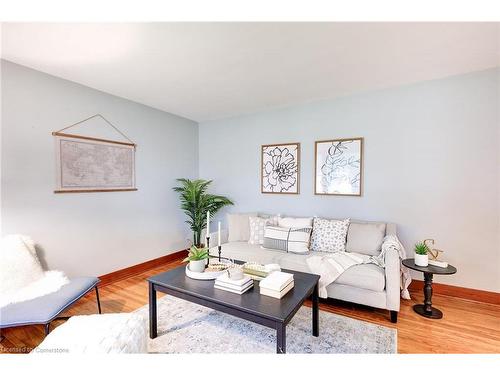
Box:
[189,259,206,273]
[414,253,429,267]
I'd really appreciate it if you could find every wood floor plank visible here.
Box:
[1,259,499,354]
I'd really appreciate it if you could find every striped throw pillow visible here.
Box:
[262,226,312,254]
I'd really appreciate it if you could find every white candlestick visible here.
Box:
[218,221,221,247]
[206,211,210,239]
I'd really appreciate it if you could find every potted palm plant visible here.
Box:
[183,245,209,273]
[173,178,234,247]
[414,241,429,267]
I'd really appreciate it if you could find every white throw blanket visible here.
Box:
[306,235,411,299]
[0,235,69,308]
[381,235,412,300]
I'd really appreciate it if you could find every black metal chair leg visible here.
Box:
[95,286,102,314]
[44,323,50,336]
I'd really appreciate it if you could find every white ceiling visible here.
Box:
[2,23,499,122]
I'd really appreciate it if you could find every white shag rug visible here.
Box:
[135,295,397,354]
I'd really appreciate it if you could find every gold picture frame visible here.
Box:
[314,137,363,196]
[261,142,300,194]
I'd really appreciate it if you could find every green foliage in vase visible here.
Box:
[173,178,234,246]
[182,245,209,262]
[414,242,429,255]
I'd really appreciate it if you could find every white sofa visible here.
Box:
[210,218,400,323]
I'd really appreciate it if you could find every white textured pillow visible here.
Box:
[310,218,350,252]
[259,213,280,226]
[278,216,313,228]
[227,213,257,242]
[248,216,269,245]
[262,226,312,253]
[0,235,44,294]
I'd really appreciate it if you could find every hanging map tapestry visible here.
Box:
[54,135,136,193]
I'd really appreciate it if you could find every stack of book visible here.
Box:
[242,262,282,280]
[242,263,268,280]
[214,273,254,294]
[428,259,448,268]
[259,271,294,299]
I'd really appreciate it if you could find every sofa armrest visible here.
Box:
[384,246,401,312]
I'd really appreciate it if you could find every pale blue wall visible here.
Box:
[199,69,500,292]
[1,60,199,277]
[2,59,498,291]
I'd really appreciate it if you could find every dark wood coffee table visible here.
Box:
[148,264,320,353]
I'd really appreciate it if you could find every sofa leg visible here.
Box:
[44,323,50,335]
[390,311,398,323]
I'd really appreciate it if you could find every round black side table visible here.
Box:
[402,259,457,319]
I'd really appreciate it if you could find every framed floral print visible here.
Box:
[314,137,363,196]
[261,143,300,194]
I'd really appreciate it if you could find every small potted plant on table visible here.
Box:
[183,245,209,273]
[414,241,429,267]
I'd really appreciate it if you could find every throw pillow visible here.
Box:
[0,235,45,294]
[227,213,257,242]
[262,226,312,254]
[248,216,269,245]
[0,234,70,308]
[278,216,313,228]
[346,222,386,256]
[310,218,350,252]
[259,213,280,226]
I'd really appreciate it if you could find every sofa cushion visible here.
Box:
[310,218,350,252]
[221,243,385,292]
[346,222,386,256]
[227,213,257,242]
[280,254,385,292]
[220,242,281,264]
[262,226,312,253]
[336,264,385,292]
[278,216,313,228]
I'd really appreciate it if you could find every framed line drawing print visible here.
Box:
[54,134,136,193]
[261,143,300,194]
[314,137,363,196]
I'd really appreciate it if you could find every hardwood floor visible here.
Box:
[1,259,499,354]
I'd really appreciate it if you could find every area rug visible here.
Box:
[135,295,397,353]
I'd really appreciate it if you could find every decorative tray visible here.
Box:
[185,260,232,280]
